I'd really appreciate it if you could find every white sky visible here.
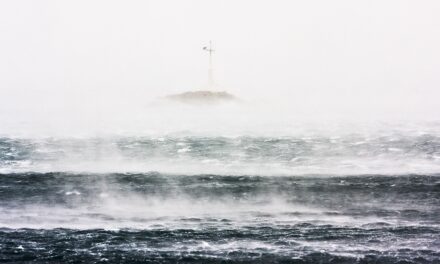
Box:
[0,0,440,124]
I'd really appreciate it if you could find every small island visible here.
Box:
[162,43,238,105]
[165,90,238,104]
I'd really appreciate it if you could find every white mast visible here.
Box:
[203,41,214,89]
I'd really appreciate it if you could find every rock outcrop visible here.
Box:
[165,91,238,104]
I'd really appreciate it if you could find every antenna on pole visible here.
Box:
[203,41,214,89]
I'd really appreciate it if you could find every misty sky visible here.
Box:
[1,0,440,120]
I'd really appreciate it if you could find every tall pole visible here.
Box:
[203,41,214,89]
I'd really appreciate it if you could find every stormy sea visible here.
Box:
[1,122,440,263]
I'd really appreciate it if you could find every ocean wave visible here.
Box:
[1,134,439,175]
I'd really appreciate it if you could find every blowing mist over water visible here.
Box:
[2,0,440,263]
[1,107,440,263]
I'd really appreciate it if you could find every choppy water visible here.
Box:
[1,132,440,263]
